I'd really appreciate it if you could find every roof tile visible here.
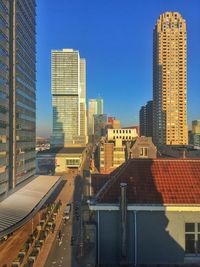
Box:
[96,159,200,204]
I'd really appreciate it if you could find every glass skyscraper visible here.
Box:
[88,98,104,137]
[51,49,87,146]
[0,1,10,196]
[0,0,36,197]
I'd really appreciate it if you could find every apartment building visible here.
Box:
[153,12,188,145]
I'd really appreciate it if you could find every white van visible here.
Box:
[63,203,71,220]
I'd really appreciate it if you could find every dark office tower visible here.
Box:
[139,101,153,137]
[0,1,10,196]
[146,101,153,137]
[139,106,146,137]
[9,0,36,189]
[0,0,36,196]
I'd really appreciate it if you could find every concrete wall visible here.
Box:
[36,153,83,174]
[97,210,200,265]
[55,154,82,173]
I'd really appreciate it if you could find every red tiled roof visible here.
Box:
[91,162,127,195]
[91,174,109,195]
[96,159,200,204]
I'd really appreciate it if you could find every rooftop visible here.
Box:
[37,146,85,155]
[94,158,200,205]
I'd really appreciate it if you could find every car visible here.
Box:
[63,203,72,220]
[71,236,75,246]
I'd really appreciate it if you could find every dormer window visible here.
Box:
[140,147,148,157]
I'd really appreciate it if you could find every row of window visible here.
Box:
[113,136,133,140]
[66,159,80,166]
[112,129,132,134]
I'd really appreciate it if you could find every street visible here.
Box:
[44,175,83,267]
[44,146,92,267]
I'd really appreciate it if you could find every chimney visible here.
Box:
[180,148,186,159]
[183,149,186,159]
[120,182,127,263]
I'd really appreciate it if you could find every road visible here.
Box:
[44,175,83,267]
[44,147,92,267]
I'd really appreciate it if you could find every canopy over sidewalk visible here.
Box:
[0,175,62,238]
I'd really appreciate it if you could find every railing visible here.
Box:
[95,160,131,202]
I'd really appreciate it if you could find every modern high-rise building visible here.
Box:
[153,12,188,145]
[0,1,10,196]
[112,119,121,129]
[0,0,36,196]
[88,98,103,137]
[139,101,153,137]
[94,114,107,143]
[139,106,146,137]
[191,120,200,147]
[192,120,200,135]
[51,49,87,147]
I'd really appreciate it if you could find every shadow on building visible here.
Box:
[85,158,200,266]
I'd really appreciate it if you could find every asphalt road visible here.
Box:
[44,176,83,267]
[44,148,91,267]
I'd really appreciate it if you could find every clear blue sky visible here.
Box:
[36,0,200,137]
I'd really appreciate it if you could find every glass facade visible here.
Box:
[14,0,36,186]
[0,1,9,196]
[52,96,78,145]
[52,49,87,146]
[88,98,104,137]
[0,0,36,196]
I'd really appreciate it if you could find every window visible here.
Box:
[66,159,80,166]
[139,147,148,157]
[185,223,200,255]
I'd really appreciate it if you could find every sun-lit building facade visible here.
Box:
[153,12,188,145]
[51,49,87,146]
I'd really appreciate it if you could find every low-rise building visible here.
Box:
[36,147,85,174]
[89,158,200,266]
[107,128,138,142]
[129,136,157,159]
[98,140,126,174]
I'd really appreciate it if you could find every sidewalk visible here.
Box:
[0,174,74,267]
[0,209,43,266]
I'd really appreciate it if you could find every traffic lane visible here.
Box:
[44,218,72,267]
[45,173,84,267]
[44,175,75,267]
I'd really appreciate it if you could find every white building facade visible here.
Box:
[51,49,87,146]
[107,128,138,142]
